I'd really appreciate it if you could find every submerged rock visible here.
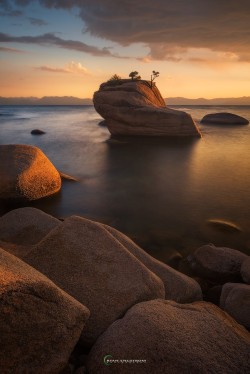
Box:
[0,247,89,374]
[59,171,79,182]
[188,244,247,283]
[0,144,61,201]
[24,216,165,347]
[201,112,249,125]
[93,80,201,137]
[220,283,250,330]
[207,218,242,232]
[87,299,250,374]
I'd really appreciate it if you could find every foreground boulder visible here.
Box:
[87,299,250,374]
[188,244,247,283]
[0,247,90,373]
[0,144,61,201]
[93,80,201,137]
[201,112,249,125]
[24,216,165,347]
[220,283,250,330]
[0,207,60,246]
[103,224,202,303]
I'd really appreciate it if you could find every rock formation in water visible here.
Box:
[93,79,201,137]
[0,144,61,201]
[201,112,249,125]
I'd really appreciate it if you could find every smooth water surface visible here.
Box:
[0,105,249,260]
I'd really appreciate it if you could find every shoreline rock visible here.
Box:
[0,247,90,373]
[87,299,250,374]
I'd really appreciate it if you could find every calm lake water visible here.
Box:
[0,105,249,261]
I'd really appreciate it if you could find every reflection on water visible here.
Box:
[0,105,249,260]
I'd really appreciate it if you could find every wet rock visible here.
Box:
[59,171,79,182]
[31,129,46,135]
[24,216,165,347]
[0,144,61,201]
[241,257,250,284]
[220,283,250,330]
[201,112,249,125]
[188,244,247,282]
[103,224,202,303]
[87,299,250,374]
[207,218,242,232]
[0,247,89,374]
[93,80,201,137]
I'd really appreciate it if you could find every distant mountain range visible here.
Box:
[166,97,250,105]
[0,96,93,105]
[1,96,250,106]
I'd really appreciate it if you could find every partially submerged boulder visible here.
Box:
[24,216,165,347]
[0,144,61,201]
[201,112,249,125]
[220,283,250,330]
[103,224,202,303]
[187,244,247,283]
[87,299,250,374]
[0,247,90,374]
[93,80,201,137]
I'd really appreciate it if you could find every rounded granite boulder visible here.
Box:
[0,247,90,374]
[24,216,165,347]
[187,244,247,283]
[0,144,61,201]
[87,299,250,374]
[201,112,249,125]
[220,283,250,330]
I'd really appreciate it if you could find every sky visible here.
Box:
[0,0,250,99]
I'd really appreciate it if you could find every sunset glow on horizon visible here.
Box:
[0,0,250,99]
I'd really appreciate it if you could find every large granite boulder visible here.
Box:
[87,299,250,374]
[24,216,165,347]
[0,247,90,373]
[93,80,201,137]
[201,112,249,125]
[220,283,250,330]
[103,224,202,303]
[0,207,61,246]
[187,244,247,283]
[0,144,61,201]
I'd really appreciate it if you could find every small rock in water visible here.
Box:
[59,171,79,182]
[98,120,107,127]
[201,112,249,125]
[207,219,242,232]
[31,129,46,135]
